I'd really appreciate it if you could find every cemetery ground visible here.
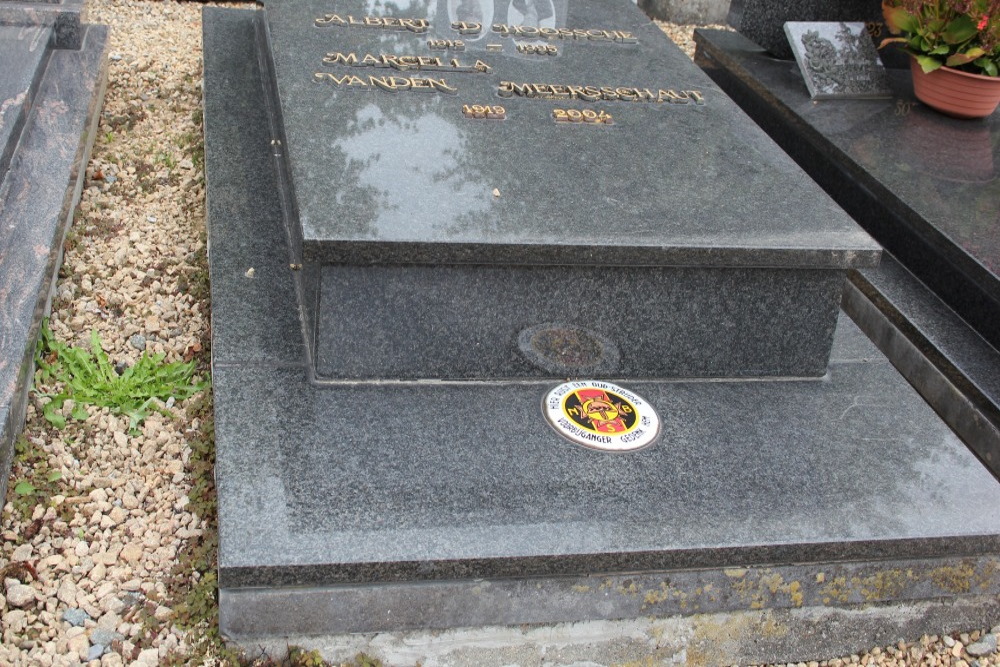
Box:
[0,1,998,665]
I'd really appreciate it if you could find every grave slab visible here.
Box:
[257,0,880,381]
[205,8,1000,645]
[694,28,1000,476]
[0,24,109,501]
[0,0,84,49]
[0,24,51,182]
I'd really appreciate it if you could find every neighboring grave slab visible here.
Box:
[0,25,50,181]
[0,0,85,49]
[0,21,109,502]
[727,0,883,59]
[785,22,891,99]
[257,0,879,381]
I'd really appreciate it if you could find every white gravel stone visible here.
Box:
[6,582,35,608]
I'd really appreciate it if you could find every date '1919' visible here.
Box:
[463,104,507,119]
[552,108,613,125]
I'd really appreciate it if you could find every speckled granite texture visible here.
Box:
[727,0,883,59]
[694,28,1000,478]
[256,0,879,380]
[0,24,109,502]
[315,264,846,379]
[206,7,1000,636]
[0,0,85,49]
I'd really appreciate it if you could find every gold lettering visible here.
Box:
[427,78,458,94]
[369,75,398,92]
[324,52,358,66]
[685,90,705,104]
[382,17,401,28]
[361,54,380,67]
[474,60,491,73]
[452,21,482,34]
[315,14,347,26]
[347,15,365,25]
[492,82,705,106]
[364,16,383,26]
[491,23,510,36]
[396,56,419,70]
[417,56,440,67]
[587,29,611,41]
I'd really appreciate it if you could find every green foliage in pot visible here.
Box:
[881,0,1000,75]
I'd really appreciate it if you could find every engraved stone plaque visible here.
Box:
[785,22,892,100]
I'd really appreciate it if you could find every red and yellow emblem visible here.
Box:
[563,387,637,435]
[544,381,660,452]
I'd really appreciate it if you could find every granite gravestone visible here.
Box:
[727,0,883,59]
[0,6,108,502]
[257,0,879,382]
[203,0,1000,648]
[694,28,1000,476]
[785,22,892,99]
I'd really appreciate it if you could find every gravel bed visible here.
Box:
[0,4,997,666]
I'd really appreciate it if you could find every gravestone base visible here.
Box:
[693,28,1000,479]
[205,9,1000,658]
[0,10,109,501]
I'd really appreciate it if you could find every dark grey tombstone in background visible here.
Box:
[727,0,883,59]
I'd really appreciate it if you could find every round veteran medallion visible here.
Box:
[543,381,660,452]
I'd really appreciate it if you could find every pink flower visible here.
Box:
[979,14,989,30]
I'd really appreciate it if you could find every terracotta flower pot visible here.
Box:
[910,58,1000,119]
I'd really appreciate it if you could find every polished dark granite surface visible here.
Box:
[727,0,883,60]
[315,263,846,379]
[0,25,50,181]
[695,29,1000,347]
[260,0,878,268]
[0,24,108,502]
[205,9,1000,593]
[0,0,84,49]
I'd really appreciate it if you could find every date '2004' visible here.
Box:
[552,108,613,125]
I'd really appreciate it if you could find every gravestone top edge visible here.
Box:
[263,0,880,268]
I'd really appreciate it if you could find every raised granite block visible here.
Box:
[256,0,879,380]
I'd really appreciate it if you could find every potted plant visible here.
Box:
[881,0,1000,118]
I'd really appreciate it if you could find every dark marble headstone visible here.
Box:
[257,0,879,381]
[785,22,891,99]
[727,0,883,59]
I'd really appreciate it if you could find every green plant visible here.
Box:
[34,319,208,433]
[882,0,1000,75]
[6,436,65,525]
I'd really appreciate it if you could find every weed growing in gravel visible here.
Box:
[34,319,207,433]
[6,435,65,527]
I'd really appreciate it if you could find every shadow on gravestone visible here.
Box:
[727,0,883,59]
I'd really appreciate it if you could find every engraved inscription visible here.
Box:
[492,24,637,43]
[498,82,705,105]
[429,39,465,51]
[314,14,430,33]
[516,42,558,56]
[323,52,492,74]
[462,104,506,119]
[552,108,613,124]
[314,72,459,94]
[451,21,482,35]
